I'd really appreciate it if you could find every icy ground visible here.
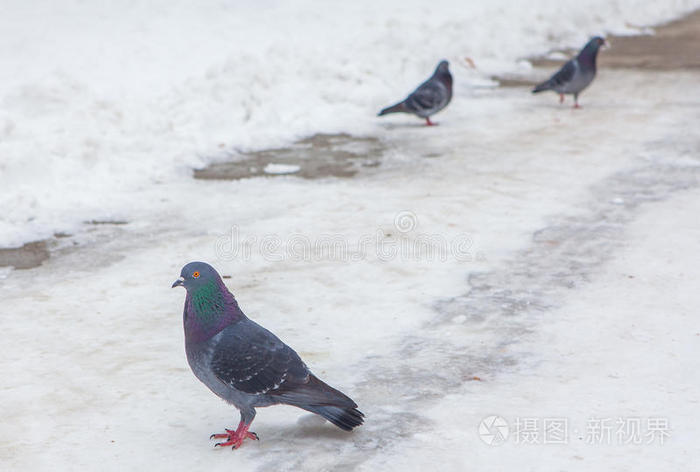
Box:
[2,2,700,471]
[2,68,699,470]
[1,0,699,245]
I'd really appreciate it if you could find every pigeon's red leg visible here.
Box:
[559,94,565,104]
[425,117,435,126]
[211,420,259,449]
[572,93,582,109]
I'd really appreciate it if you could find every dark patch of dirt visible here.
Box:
[496,9,700,87]
[0,240,50,270]
[194,133,385,180]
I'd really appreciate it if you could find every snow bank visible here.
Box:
[0,0,698,246]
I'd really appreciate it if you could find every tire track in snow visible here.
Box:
[255,138,700,470]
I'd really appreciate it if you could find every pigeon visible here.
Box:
[532,36,606,108]
[378,60,453,125]
[172,261,364,449]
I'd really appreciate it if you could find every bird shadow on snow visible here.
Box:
[195,415,355,458]
[377,122,441,130]
[526,100,585,110]
[529,98,635,111]
[262,414,354,442]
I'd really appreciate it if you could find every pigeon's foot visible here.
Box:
[425,117,436,126]
[559,94,565,104]
[211,423,259,449]
[573,103,582,109]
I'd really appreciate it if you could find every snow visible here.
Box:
[1,1,700,471]
[263,163,301,175]
[388,189,700,472]
[0,0,698,246]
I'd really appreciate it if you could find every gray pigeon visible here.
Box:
[532,36,606,108]
[172,261,363,449]
[378,60,452,125]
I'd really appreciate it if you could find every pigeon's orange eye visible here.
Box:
[193,271,200,278]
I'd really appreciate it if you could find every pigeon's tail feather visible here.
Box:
[304,404,365,431]
[532,80,552,94]
[279,374,357,407]
[378,101,407,116]
[277,374,364,431]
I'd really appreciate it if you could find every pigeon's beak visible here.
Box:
[171,277,184,288]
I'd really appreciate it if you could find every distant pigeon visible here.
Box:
[173,262,363,449]
[378,60,453,125]
[532,37,606,108]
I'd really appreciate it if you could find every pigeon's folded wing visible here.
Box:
[209,320,309,395]
[547,59,578,89]
[405,80,445,112]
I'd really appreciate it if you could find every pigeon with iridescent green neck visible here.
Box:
[172,261,363,449]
